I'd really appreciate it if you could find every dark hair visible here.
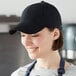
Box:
[48,28,63,51]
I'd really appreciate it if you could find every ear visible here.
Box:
[52,28,60,40]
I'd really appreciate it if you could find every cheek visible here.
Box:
[21,37,25,46]
[41,36,53,51]
[33,37,47,48]
[32,38,41,46]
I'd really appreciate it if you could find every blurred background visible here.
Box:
[0,0,76,76]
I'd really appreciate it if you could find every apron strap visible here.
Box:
[25,61,36,76]
[25,58,65,76]
[58,57,65,76]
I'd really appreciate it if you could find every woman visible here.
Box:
[9,1,76,76]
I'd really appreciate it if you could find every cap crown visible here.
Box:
[9,1,62,34]
[20,1,62,29]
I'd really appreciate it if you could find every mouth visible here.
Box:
[27,47,38,53]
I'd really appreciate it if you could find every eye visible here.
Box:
[21,34,26,37]
[31,34,39,37]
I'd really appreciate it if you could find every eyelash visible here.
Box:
[21,35,25,37]
[31,34,39,37]
[21,34,39,37]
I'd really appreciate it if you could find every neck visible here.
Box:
[36,50,61,69]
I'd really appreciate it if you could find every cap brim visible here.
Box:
[9,22,45,35]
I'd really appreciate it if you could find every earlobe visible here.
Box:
[53,28,60,40]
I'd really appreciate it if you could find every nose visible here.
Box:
[24,35,33,46]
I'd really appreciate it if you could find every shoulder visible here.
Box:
[65,64,76,76]
[11,62,34,76]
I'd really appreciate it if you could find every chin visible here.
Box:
[28,53,39,60]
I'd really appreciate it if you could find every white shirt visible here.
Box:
[11,62,76,76]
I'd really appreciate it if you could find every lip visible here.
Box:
[27,46,38,49]
[27,47,38,52]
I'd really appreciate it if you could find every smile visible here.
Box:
[27,47,38,53]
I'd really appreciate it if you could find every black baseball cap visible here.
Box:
[9,1,62,34]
